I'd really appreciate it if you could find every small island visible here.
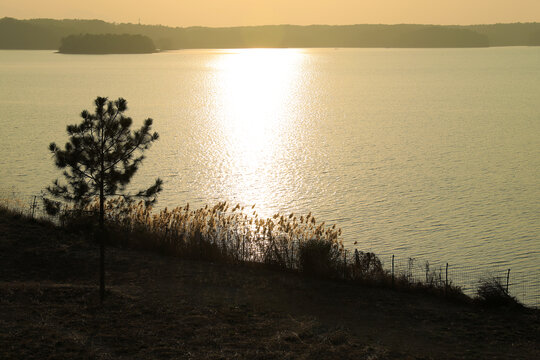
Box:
[58,33,157,54]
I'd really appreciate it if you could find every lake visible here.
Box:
[0,48,538,305]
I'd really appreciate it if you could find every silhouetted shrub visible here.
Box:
[350,250,385,281]
[298,238,344,277]
[42,197,61,217]
[475,277,522,308]
[60,209,98,235]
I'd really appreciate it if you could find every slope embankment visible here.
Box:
[1,211,538,359]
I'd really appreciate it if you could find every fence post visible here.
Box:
[506,268,511,294]
[242,235,245,263]
[344,249,348,279]
[391,254,395,287]
[31,196,37,219]
[445,263,449,288]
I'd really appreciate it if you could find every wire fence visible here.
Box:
[1,188,539,308]
[385,256,540,308]
[0,189,56,223]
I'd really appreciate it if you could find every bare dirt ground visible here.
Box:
[1,213,539,359]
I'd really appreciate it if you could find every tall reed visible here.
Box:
[56,198,464,298]
[77,199,346,271]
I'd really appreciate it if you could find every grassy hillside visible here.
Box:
[1,208,539,359]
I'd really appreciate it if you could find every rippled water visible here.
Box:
[0,48,539,302]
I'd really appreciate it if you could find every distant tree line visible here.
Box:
[529,31,540,45]
[2,17,540,50]
[58,33,156,54]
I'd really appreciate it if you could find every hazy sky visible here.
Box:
[2,0,539,27]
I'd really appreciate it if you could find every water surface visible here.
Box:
[0,48,538,303]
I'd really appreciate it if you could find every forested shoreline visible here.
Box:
[2,17,540,50]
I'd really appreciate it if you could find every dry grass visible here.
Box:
[47,198,470,302]
[98,199,343,269]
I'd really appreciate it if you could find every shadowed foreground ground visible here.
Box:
[1,214,538,359]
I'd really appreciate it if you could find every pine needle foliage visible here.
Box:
[47,97,162,206]
[46,96,162,302]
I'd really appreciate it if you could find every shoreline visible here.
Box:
[5,45,536,51]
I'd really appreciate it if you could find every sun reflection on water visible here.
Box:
[209,49,305,217]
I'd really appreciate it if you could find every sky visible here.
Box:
[1,0,540,27]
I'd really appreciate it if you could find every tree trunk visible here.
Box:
[99,118,106,304]
[99,180,105,303]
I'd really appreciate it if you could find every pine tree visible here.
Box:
[47,96,162,302]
